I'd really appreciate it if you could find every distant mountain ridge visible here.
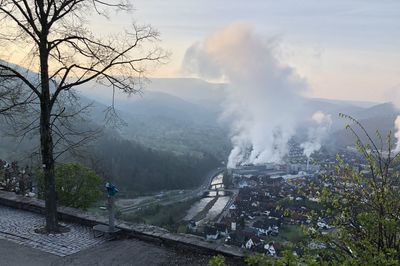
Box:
[1,61,398,159]
[78,77,399,152]
[333,102,399,148]
[310,97,378,108]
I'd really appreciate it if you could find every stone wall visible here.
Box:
[0,190,244,258]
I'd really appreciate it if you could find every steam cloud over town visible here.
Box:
[183,23,329,168]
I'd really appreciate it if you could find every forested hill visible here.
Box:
[0,66,227,195]
[0,127,221,195]
[87,135,220,194]
[78,80,231,160]
[1,65,397,195]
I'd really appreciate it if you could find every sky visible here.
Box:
[19,0,397,103]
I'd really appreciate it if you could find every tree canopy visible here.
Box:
[308,114,400,264]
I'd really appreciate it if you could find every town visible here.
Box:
[185,141,366,257]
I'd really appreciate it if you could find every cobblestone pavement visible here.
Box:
[0,205,105,256]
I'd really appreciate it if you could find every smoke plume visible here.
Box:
[182,23,308,168]
[394,115,400,153]
[300,111,332,158]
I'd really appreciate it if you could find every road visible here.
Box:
[119,167,225,214]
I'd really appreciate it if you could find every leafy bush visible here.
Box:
[306,115,400,265]
[36,163,102,209]
[209,255,226,266]
[245,254,273,266]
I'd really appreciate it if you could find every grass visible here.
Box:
[263,224,307,244]
[280,225,306,242]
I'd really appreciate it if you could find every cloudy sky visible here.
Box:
[93,0,400,103]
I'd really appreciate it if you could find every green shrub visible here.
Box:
[36,163,102,209]
[209,255,226,266]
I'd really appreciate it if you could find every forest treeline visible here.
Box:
[87,136,220,195]
[0,134,220,195]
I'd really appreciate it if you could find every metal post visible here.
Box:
[108,196,115,232]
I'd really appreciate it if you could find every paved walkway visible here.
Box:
[0,205,105,256]
[0,239,58,266]
[0,236,219,266]
[0,205,244,265]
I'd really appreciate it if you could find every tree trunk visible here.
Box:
[39,37,58,232]
[40,103,58,232]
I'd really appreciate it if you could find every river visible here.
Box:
[183,172,230,224]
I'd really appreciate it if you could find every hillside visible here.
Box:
[332,102,399,148]
[2,68,399,193]
[75,78,400,156]
[78,79,230,159]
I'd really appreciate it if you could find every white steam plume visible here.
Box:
[394,115,400,153]
[300,111,332,158]
[182,23,307,168]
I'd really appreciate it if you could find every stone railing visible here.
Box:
[0,190,244,258]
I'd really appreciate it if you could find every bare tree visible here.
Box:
[0,78,36,118]
[0,0,166,232]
